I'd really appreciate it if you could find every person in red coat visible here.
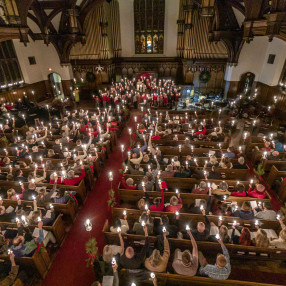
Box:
[195,125,206,136]
[50,165,85,186]
[165,193,182,213]
[231,183,247,197]
[121,177,137,190]
[248,183,266,199]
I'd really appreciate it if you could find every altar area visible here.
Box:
[176,86,227,111]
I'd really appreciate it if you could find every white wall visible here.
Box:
[259,38,286,86]
[118,0,179,57]
[118,0,134,57]
[164,0,180,57]
[13,37,72,84]
[224,37,269,82]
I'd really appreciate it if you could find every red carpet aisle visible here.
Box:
[42,114,136,286]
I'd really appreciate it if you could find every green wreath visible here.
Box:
[86,72,96,83]
[199,71,211,83]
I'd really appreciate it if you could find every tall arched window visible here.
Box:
[134,0,165,54]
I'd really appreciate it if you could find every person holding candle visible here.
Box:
[198,237,231,280]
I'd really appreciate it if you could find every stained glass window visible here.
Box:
[0,40,23,90]
[134,0,165,54]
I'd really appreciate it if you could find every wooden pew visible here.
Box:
[119,269,281,286]
[138,138,228,148]
[0,180,87,204]
[265,165,286,189]
[0,250,50,279]
[118,188,270,207]
[111,207,282,231]
[0,213,65,245]
[138,165,250,180]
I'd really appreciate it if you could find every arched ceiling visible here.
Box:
[0,0,285,63]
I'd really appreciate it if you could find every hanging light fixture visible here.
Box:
[200,0,215,17]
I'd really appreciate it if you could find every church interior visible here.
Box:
[0,0,286,285]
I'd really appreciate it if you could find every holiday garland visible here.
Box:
[199,70,211,83]
[86,72,96,83]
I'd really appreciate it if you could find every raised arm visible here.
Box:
[187,229,198,258]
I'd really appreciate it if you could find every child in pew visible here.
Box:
[230,225,252,246]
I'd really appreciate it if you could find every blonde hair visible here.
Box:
[217,254,227,268]
[149,249,161,267]
[255,229,269,248]
[219,225,230,243]
[7,188,16,199]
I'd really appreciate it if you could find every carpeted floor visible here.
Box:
[42,114,135,286]
[42,110,285,286]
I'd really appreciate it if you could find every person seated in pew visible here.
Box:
[254,201,277,220]
[164,193,182,213]
[198,237,231,280]
[248,183,266,199]
[0,252,19,286]
[153,215,179,238]
[212,181,231,201]
[219,156,233,169]
[138,175,155,191]
[172,229,198,276]
[133,211,153,235]
[53,188,76,204]
[269,218,286,249]
[207,154,219,167]
[49,164,85,186]
[174,166,190,178]
[231,183,246,197]
[120,177,137,190]
[128,149,143,166]
[231,201,254,220]
[146,158,160,179]
[221,146,235,159]
[161,165,175,178]
[211,199,231,216]
[126,161,144,175]
[13,169,27,182]
[253,227,270,248]
[233,156,247,169]
[110,215,129,234]
[188,188,212,215]
[231,225,252,246]
[36,183,58,205]
[22,182,38,201]
[273,140,286,153]
[31,145,47,160]
[209,220,231,243]
[189,209,211,241]
[267,150,280,161]
[192,181,209,194]
[120,224,149,269]
[145,230,170,273]
[206,165,221,180]
[27,167,47,184]
[7,188,16,199]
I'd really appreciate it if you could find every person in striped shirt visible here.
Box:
[199,237,231,280]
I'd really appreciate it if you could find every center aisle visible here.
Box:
[42,113,134,286]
